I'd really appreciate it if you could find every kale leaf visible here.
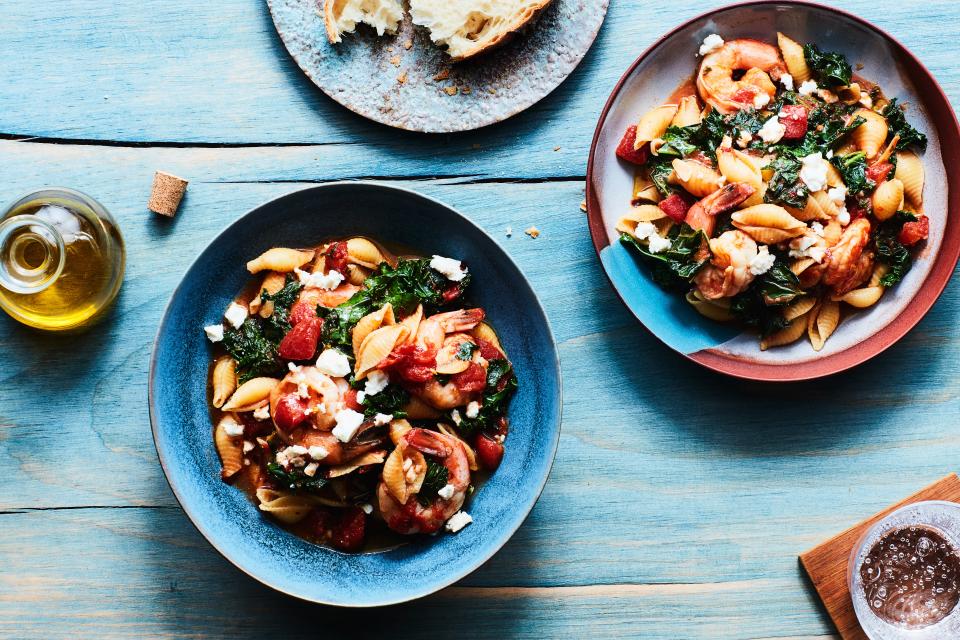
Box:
[831,151,875,194]
[764,155,809,208]
[620,225,708,290]
[455,341,478,361]
[803,44,853,87]
[875,211,917,286]
[653,125,700,159]
[883,98,928,151]
[266,462,328,493]
[647,158,676,198]
[730,256,801,337]
[757,259,804,304]
[455,359,518,437]
[223,319,282,383]
[417,459,450,506]
[260,274,303,341]
[360,383,409,419]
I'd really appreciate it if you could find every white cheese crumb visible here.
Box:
[204,324,224,343]
[799,153,829,193]
[356,390,366,404]
[632,221,671,254]
[303,462,319,477]
[288,362,302,373]
[450,409,462,425]
[252,404,270,421]
[789,235,826,263]
[748,245,776,276]
[647,234,672,254]
[276,445,309,467]
[315,348,352,378]
[438,484,456,500]
[465,401,480,419]
[364,370,389,396]
[860,94,874,109]
[445,511,473,533]
[429,255,467,282]
[811,221,825,237]
[699,33,724,56]
[753,93,770,109]
[828,185,847,205]
[361,503,373,515]
[223,302,248,329]
[798,79,819,96]
[296,268,344,291]
[826,149,835,159]
[758,116,786,144]
[332,409,365,443]
[308,445,329,461]
[297,382,309,399]
[242,440,255,453]
[736,129,753,148]
[374,412,393,426]
[837,206,851,225]
[780,73,794,91]
[223,419,244,437]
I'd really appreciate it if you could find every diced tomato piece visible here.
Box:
[658,193,692,223]
[288,301,317,326]
[273,394,309,430]
[451,362,486,394]
[615,125,650,165]
[278,316,322,361]
[344,388,363,411]
[899,216,929,246]
[442,283,463,303]
[324,241,349,274]
[847,200,869,221]
[474,337,503,361]
[779,105,808,140]
[380,343,437,383]
[331,507,367,552]
[474,434,504,471]
[732,87,757,106]
[867,162,893,185]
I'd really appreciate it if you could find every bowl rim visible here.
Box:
[585,0,960,382]
[147,181,563,606]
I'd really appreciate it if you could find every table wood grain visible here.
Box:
[0,1,958,638]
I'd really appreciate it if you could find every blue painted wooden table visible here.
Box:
[1,1,958,637]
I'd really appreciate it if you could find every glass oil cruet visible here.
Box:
[0,188,125,331]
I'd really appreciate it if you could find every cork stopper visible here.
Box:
[148,171,188,217]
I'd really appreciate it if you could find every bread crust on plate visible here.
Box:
[450,0,554,61]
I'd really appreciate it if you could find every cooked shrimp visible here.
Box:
[695,230,759,299]
[823,218,874,296]
[415,308,486,351]
[270,366,347,435]
[417,378,477,410]
[697,39,787,114]
[300,283,360,309]
[685,182,756,238]
[378,429,470,534]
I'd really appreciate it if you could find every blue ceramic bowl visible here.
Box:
[149,183,561,606]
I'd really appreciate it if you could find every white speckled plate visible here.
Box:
[267,0,608,132]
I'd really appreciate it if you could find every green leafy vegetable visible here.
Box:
[803,44,852,87]
[260,274,303,341]
[223,319,282,383]
[653,125,700,159]
[266,462,328,493]
[417,459,449,506]
[757,259,803,304]
[883,98,928,151]
[620,225,708,290]
[764,154,809,208]
[730,256,801,337]
[831,152,875,194]
[360,384,409,419]
[455,341,478,361]
[875,211,917,286]
[455,359,518,437]
[647,158,676,198]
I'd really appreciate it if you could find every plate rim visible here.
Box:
[585,0,960,382]
[147,181,563,605]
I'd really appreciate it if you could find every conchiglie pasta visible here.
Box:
[634,104,679,150]
[398,304,423,345]
[895,151,924,206]
[250,271,286,317]
[246,248,315,274]
[633,172,662,204]
[471,321,503,353]
[731,204,806,244]
[836,83,861,106]
[389,418,413,445]
[355,324,410,379]
[717,148,764,206]
[840,286,885,308]
[215,414,244,479]
[352,303,396,356]
[851,109,888,159]
[671,95,702,128]
[777,32,812,83]
[872,179,904,221]
[345,263,371,286]
[825,163,845,188]
[808,300,840,351]
[256,488,317,524]
[869,263,890,288]
[346,237,385,269]
[221,376,280,412]
[211,356,237,409]
[616,205,668,237]
[760,315,808,351]
[822,219,843,246]
[784,296,817,321]
[787,192,830,222]
[670,159,722,198]
[435,334,475,375]
[685,290,733,322]
[328,450,388,478]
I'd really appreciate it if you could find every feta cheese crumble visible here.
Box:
[276,445,309,467]
[465,401,480,419]
[631,221,671,254]
[699,34,724,56]
[798,79,819,96]
[445,511,473,533]
[789,234,826,263]
[736,129,753,148]
[296,268,344,291]
[780,73,794,91]
[363,370,389,396]
[356,391,366,404]
[827,185,847,205]
[204,324,224,343]
[332,409,365,443]
[438,484,456,500]
[837,206,851,226]
[753,93,770,109]
[243,440,255,453]
[749,246,776,276]
[252,404,270,421]
[373,413,393,426]
[430,255,467,282]
[758,116,786,144]
[315,348,352,378]
[811,221,825,237]
[361,503,374,515]
[303,462,319,477]
[223,418,244,437]
[223,302,248,329]
[799,153,829,193]
[450,409,462,425]
[308,445,329,461]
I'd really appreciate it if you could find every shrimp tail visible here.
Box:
[685,183,756,237]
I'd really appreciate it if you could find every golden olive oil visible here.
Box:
[0,189,124,331]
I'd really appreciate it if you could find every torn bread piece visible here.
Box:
[408,0,553,61]
[324,0,404,44]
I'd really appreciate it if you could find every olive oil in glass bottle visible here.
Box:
[0,189,125,331]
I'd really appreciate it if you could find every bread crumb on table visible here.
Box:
[389,55,401,67]
[148,171,188,217]
[444,86,458,96]
[461,86,471,94]
[525,226,540,239]
[434,69,450,81]
[554,146,561,152]
[579,200,587,212]
[397,70,408,84]
[404,39,413,50]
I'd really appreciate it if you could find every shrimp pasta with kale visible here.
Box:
[615,32,929,350]
[203,238,516,552]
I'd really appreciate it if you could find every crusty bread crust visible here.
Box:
[451,0,554,62]
[323,0,340,44]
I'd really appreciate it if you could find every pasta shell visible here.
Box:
[250,271,286,318]
[616,205,668,236]
[435,333,476,375]
[352,303,396,356]
[836,83,861,105]
[851,109,889,159]
[685,289,733,322]
[471,322,504,354]
[808,300,840,351]
[717,148,764,206]
[382,447,409,503]
[256,488,316,524]
[355,324,410,379]
[215,414,244,480]
[896,151,924,206]
[670,159,723,198]
[211,356,237,409]
[760,315,807,351]
[777,32,812,83]
[345,263,371,286]
[438,422,479,472]
[634,104,679,149]
[327,450,387,478]
[841,286,885,308]
[869,263,890,288]
[406,449,427,496]
[823,219,843,246]
[790,257,817,276]
[731,205,806,243]
[872,179,904,221]
[825,163,845,188]
[671,95,702,128]
[222,377,280,412]
[346,237,385,269]
[786,193,829,222]
[404,395,441,420]
[246,248,315,274]
[389,419,413,445]
[633,172,662,204]
[812,190,840,218]
[399,305,423,345]
[784,296,817,321]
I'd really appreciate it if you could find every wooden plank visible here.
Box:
[800,474,960,640]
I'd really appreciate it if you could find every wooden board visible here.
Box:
[800,474,960,640]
